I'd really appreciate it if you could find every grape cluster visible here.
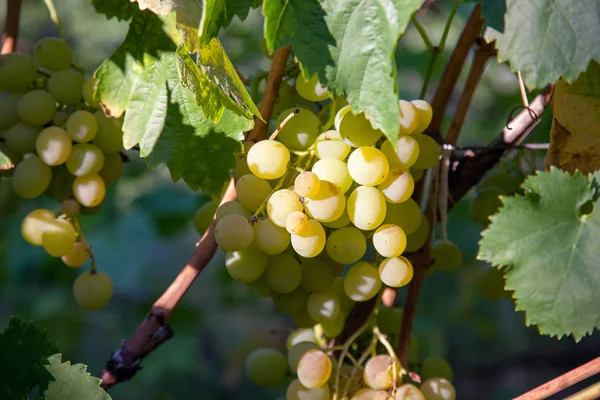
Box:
[0,38,123,310]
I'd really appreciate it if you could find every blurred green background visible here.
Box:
[1,1,598,399]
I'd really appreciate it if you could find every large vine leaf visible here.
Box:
[495,0,600,89]
[44,354,111,400]
[466,0,505,31]
[200,0,260,46]
[0,149,12,170]
[91,0,139,21]
[478,168,600,341]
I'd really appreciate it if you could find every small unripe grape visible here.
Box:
[295,73,329,102]
[421,356,454,382]
[0,53,36,91]
[61,199,80,217]
[286,211,309,234]
[295,171,321,198]
[336,105,382,147]
[193,200,218,235]
[430,240,462,272]
[73,271,113,310]
[245,348,287,387]
[48,68,84,105]
[18,90,56,126]
[82,77,101,108]
[420,378,456,400]
[12,155,52,199]
[61,241,89,267]
[34,37,73,71]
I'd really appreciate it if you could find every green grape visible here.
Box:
[194,200,218,235]
[378,169,414,204]
[251,274,273,297]
[0,53,36,92]
[315,130,351,160]
[287,328,317,350]
[373,224,407,258]
[430,240,462,272]
[376,306,403,335]
[291,307,318,328]
[235,173,271,212]
[98,152,123,185]
[351,388,392,400]
[216,200,252,222]
[4,122,41,154]
[12,155,52,199]
[92,110,123,153]
[41,218,76,257]
[300,258,334,293]
[268,189,303,227]
[82,77,100,108]
[67,110,98,143]
[421,357,454,382]
[272,81,310,118]
[297,349,332,388]
[322,210,351,229]
[225,246,268,283]
[319,313,345,337]
[53,110,70,126]
[312,158,353,193]
[265,253,302,293]
[412,134,440,169]
[276,108,321,151]
[348,147,390,186]
[247,140,290,179]
[332,277,355,312]
[46,165,74,202]
[363,354,394,390]
[287,378,330,400]
[411,167,424,183]
[399,100,420,135]
[48,68,84,105]
[21,209,55,246]
[304,180,346,223]
[36,126,72,166]
[34,37,73,71]
[381,136,420,170]
[0,92,23,130]
[245,348,288,387]
[291,219,326,258]
[335,106,382,147]
[286,211,309,235]
[379,256,413,287]
[73,271,113,310]
[72,175,106,207]
[273,288,308,314]
[61,241,89,267]
[384,198,422,235]
[60,199,80,217]
[214,214,254,251]
[344,262,382,301]
[66,143,104,176]
[347,186,386,230]
[420,378,456,400]
[405,216,429,252]
[18,90,56,126]
[295,73,329,102]
[395,384,425,400]
[288,341,319,373]
[295,171,321,198]
[325,226,366,264]
[307,290,340,321]
[411,100,433,134]
[470,187,503,225]
[253,218,291,254]
[480,267,509,300]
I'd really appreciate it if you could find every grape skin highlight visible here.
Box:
[344,262,382,302]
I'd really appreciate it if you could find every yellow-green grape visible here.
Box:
[405,216,429,252]
[411,100,433,134]
[66,110,98,143]
[411,167,424,182]
[421,357,454,382]
[287,378,330,400]
[18,90,56,126]
[363,354,394,390]
[287,328,317,350]
[481,267,509,300]
[378,169,414,204]
[315,130,351,160]
[66,143,104,176]
[304,180,346,223]
[395,384,425,400]
[295,171,321,198]
[12,155,52,199]
[273,288,308,314]
[36,126,72,166]
[272,81,310,118]
[245,348,288,387]
[322,210,351,229]
[351,388,392,400]
[214,214,254,251]
[307,290,340,321]
[412,134,440,169]
[34,37,73,71]
[98,152,123,185]
[312,158,353,193]
[325,226,366,264]
[295,73,329,102]
[420,378,456,400]
[470,187,503,225]
[48,68,84,105]
[300,258,334,293]
[216,201,252,222]
[319,312,345,337]
[225,246,268,283]
[0,53,36,91]
[253,218,291,254]
[291,307,318,328]
[92,111,123,153]
[275,107,321,151]
[61,199,80,217]
[288,341,319,373]
[297,349,332,388]
[41,218,76,257]
[336,106,382,147]
[82,77,100,109]
[373,224,407,258]
[194,200,218,235]
[72,175,106,207]
[0,92,22,131]
[265,252,303,293]
[73,271,113,310]
[379,256,413,288]
[268,189,303,227]
[53,110,70,126]
[21,209,55,246]
[384,198,422,235]
[344,262,382,301]
[286,211,309,235]
[247,140,290,179]
[399,100,420,135]
[61,241,89,267]
[430,240,462,272]
[347,186,386,231]
[347,147,390,186]
[4,123,41,154]
[377,306,403,336]
[381,136,420,171]
[291,219,326,258]
[235,173,271,212]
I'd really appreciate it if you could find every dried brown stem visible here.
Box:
[1,0,22,54]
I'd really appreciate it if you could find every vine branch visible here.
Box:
[1,0,22,55]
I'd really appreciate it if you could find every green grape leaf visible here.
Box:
[200,0,259,46]
[478,168,600,341]
[0,316,60,398]
[0,149,13,170]
[91,0,139,21]
[466,0,505,31]
[44,354,111,400]
[495,0,600,88]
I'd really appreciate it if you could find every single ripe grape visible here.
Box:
[412,134,440,169]
[92,111,123,153]
[287,328,317,350]
[41,218,77,257]
[225,246,268,283]
[72,174,106,207]
[373,224,407,258]
[82,77,101,108]
[377,307,403,335]
[420,378,456,400]
[267,189,303,227]
[61,199,80,217]
[395,384,425,400]
[470,187,503,225]
[295,73,329,102]
[347,186,386,230]
[21,209,55,246]
[275,107,321,150]
[312,158,353,193]
[300,258,334,293]
[411,100,433,134]
[363,354,394,390]
[352,388,393,400]
[304,180,346,223]
[288,341,319,373]
[384,198,422,235]
[67,110,98,143]
[378,169,414,204]
[245,348,287,387]
[405,216,430,252]
[336,106,382,147]
[193,200,218,235]
[252,218,291,254]
[421,357,454,382]
[0,92,23,130]
[319,313,345,337]
[315,130,351,160]
[430,240,462,272]
[291,219,326,258]
[344,262,382,301]
[61,241,89,267]
[265,253,302,293]
[4,123,41,154]
[286,211,309,234]
[297,349,332,389]
[378,256,413,287]
[48,68,84,105]
[73,271,113,310]
[381,137,420,170]
[98,152,123,185]
[235,174,271,212]
[399,100,420,135]
[273,288,308,314]
[0,53,36,91]
[325,226,367,264]
[18,90,56,126]
[295,171,321,198]
[66,143,104,176]
[347,147,390,186]
[287,379,330,400]
[307,290,340,322]
[247,140,290,179]
[12,155,52,199]
[214,214,254,251]
[36,126,72,166]
[322,211,351,229]
[34,37,73,71]
[216,201,252,222]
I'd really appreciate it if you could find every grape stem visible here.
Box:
[71,215,96,273]
[268,108,300,140]
[372,325,403,392]
[42,0,65,41]
[342,335,377,398]
[1,0,22,55]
